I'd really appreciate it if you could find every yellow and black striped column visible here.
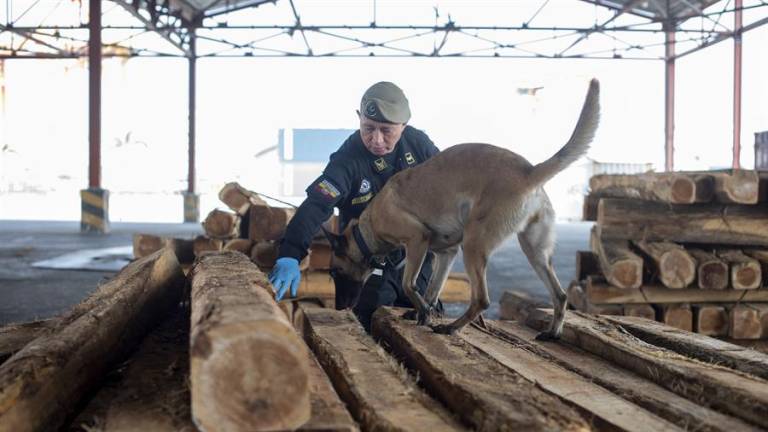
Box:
[80,188,109,233]
[183,192,200,223]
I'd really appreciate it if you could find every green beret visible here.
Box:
[360,81,411,124]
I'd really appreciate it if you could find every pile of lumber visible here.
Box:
[575,170,768,339]
[4,251,768,431]
[133,181,471,305]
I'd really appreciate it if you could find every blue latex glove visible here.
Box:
[269,257,301,301]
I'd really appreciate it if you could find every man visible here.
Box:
[269,81,440,331]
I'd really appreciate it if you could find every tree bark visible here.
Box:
[248,205,296,242]
[299,306,464,432]
[591,227,643,289]
[193,235,223,257]
[189,251,310,432]
[525,308,768,429]
[598,198,768,246]
[372,307,590,432]
[218,182,267,215]
[0,319,57,364]
[0,249,185,432]
[589,173,701,204]
[489,320,759,432]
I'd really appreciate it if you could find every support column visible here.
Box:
[664,24,676,172]
[82,0,109,233]
[733,0,743,169]
[184,29,200,223]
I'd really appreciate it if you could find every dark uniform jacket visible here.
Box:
[278,125,440,261]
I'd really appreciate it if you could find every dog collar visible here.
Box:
[352,224,374,263]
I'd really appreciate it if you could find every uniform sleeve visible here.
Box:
[277,158,353,260]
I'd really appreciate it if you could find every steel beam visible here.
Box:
[664,24,675,172]
[733,0,743,169]
[89,0,102,188]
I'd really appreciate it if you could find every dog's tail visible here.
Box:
[526,79,600,188]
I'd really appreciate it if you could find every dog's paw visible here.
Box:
[431,324,457,335]
[402,309,418,321]
[417,310,432,326]
[534,331,560,342]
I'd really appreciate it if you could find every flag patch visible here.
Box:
[314,179,341,200]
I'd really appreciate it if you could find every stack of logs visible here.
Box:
[4,252,768,431]
[133,182,471,305]
[573,170,768,340]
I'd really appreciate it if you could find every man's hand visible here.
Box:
[269,257,301,301]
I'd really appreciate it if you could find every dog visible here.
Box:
[325,79,599,339]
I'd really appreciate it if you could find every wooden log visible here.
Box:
[192,235,222,257]
[717,249,762,290]
[189,251,311,432]
[459,325,680,432]
[164,238,195,265]
[0,319,57,364]
[132,233,164,259]
[299,271,471,303]
[585,277,768,304]
[582,193,599,222]
[744,249,768,286]
[70,307,195,432]
[565,281,623,315]
[590,227,643,289]
[248,205,296,242]
[759,172,768,203]
[499,290,550,321]
[623,304,655,320]
[589,173,700,204]
[202,209,240,239]
[729,304,763,340]
[250,240,279,269]
[218,182,267,215]
[659,304,692,332]
[598,198,768,246]
[706,169,759,204]
[524,308,768,428]
[603,314,768,380]
[0,249,185,432]
[693,304,728,336]
[487,319,761,432]
[688,249,729,290]
[372,307,590,432]
[632,241,695,289]
[223,238,253,255]
[575,250,599,281]
[300,306,465,431]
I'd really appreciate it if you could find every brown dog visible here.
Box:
[326,79,600,339]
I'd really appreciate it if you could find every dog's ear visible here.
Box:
[321,226,347,256]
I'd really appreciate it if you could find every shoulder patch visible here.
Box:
[314,179,341,200]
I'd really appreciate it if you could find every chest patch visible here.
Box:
[405,152,416,165]
[374,158,387,172]
[359,179,371,194]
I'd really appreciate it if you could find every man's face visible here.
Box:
[359,114,406,156]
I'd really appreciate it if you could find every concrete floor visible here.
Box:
[0,220,592,325]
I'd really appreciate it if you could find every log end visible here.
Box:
[659,250,696,289]
[697,261,729,290]
[191,329,311,432]
[733,264,761,290]
[608,260,642,289]
[670,177,695,204]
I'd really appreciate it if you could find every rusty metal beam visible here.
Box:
[733,0,742,169]
[665,24,675,172]
[89,0,102,188]
[187,29,196,195]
